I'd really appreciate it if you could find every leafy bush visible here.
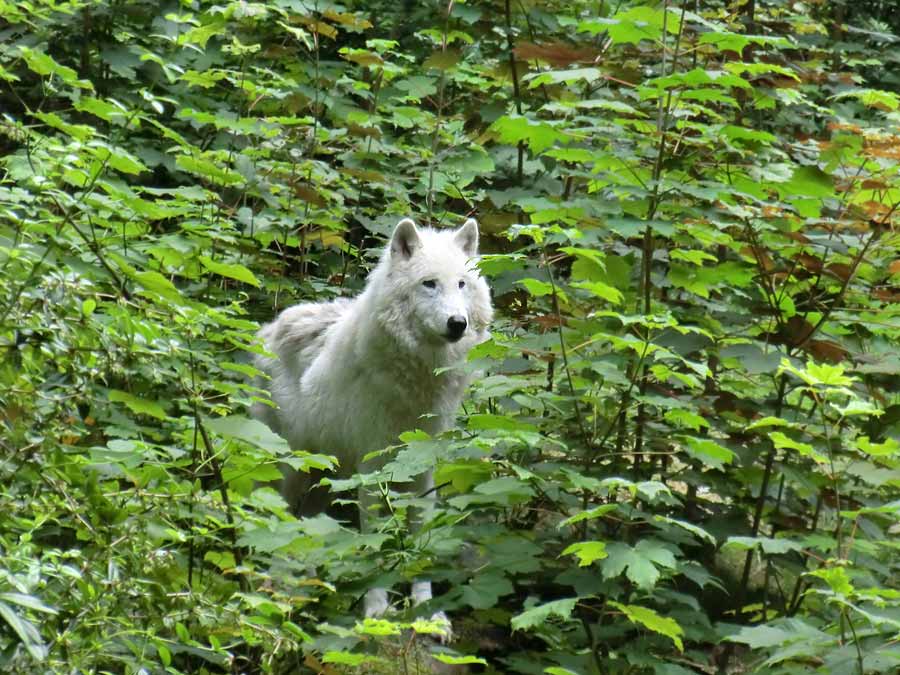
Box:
[1,0,899,673]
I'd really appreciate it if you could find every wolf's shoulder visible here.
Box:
[259,297,353,356]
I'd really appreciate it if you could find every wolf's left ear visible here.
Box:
[454,218,479,257]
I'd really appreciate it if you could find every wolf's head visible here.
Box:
[374,218,493,354]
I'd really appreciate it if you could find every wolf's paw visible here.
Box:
[412,611,453,644]
[431,611,453,644]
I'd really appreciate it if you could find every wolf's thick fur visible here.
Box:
[252,218,493,626]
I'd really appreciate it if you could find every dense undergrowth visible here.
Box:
[1,0,900,673]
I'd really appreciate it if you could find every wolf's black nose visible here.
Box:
[446,315,467,341]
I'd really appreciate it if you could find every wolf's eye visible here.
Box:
[458,280,466,289]
[422,279,437,289]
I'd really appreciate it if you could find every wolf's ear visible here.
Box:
[390,218,421,260]
[455,218,479,257]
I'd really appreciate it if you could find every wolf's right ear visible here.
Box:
[454,218,479,257]
[390,218,421,260]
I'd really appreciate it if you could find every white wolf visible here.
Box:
[252,217,493,634]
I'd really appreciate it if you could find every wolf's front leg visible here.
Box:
[359,483,391,617]
[411,470,453,643]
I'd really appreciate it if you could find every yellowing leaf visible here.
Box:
[561,541,608,566]
[609,601,684,651]
[855,436,900,457]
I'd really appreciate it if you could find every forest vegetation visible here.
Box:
[1,0,900,673]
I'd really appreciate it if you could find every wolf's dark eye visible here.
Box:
[422,280,437,289]
[458,280,466,289]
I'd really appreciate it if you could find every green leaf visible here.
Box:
[579,6,679,45]
[199,257,261,287]
[746,416,793,431]
[490,115,571,154]
[780,166,835,199]
[570,280,623,304]
[832,88,900,111]
[698,31,788,53]
[664,408,710,431]
[855,436,900,457]
[206,415,290,453]
[395,76,437,100]
[768,431,828,464]
[724,536,804,555]
[561,541,608,567]
[90,142,148,175]
[608,601,684,651]
[680,436,735,470]
[725,619,831,650]
[511,597,578,631]
[602,540,676,590]
[433,654,488,666]
[133,271,185,304]
[559,504,619,527]
[0,593,58,615]
[652,516,715,544]
[355,618,402,636]
[779,359,855,387]
[516,278,554,297]
[322,651,375,666]
[435,460,493,493]
[0,600,47,661]
[808,566,854,595]
[525,67,604,88]
[719,125,778,146]
[33,111,95,141]
[176,154,244,186]
[458,571,514,610]
[19,46,92,89]
[109,390,167,420]
[467,414,538,433]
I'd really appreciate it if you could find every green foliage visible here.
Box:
[1,0,900,673]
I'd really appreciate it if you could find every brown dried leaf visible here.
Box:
[424,49,461,70]
[342,51,383,67]
[825,262,853,281]
[323,9,372,29]
[786,231,812,244]
[742,245,774,271]
[304,652,340,675]
[340,167,385,182]
[828,122,862,133]
[513,41,600,67]
[294,184,326,207]
[345,123,381,139]
[806,339,848,363]
[874,288,900,302]
[297,18,338,39]
[533,313,565,332]
[784,315,815,346]
[795,253,822,273]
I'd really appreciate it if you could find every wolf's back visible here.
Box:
[252,297,352,434]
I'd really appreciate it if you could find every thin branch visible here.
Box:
[504,0,524,183]
[796,203,897,349]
